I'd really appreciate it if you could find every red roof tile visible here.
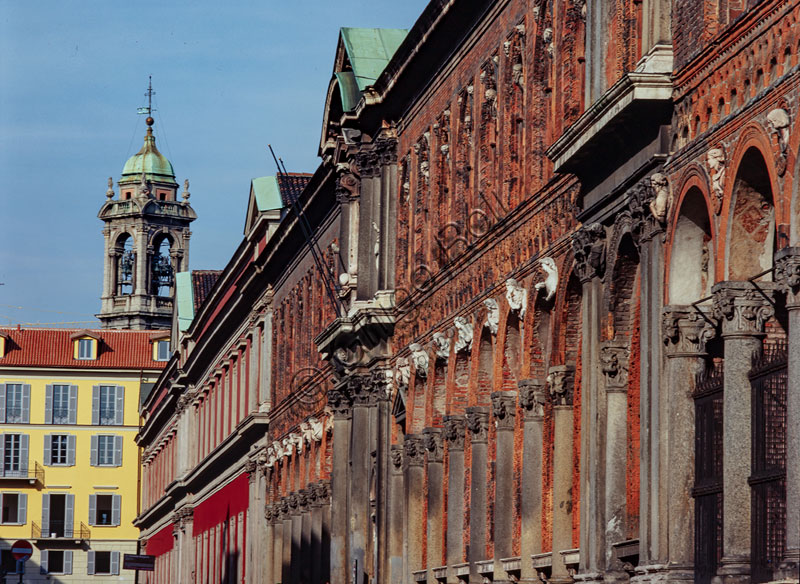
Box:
[276,173,312,206]
[0,327,166,370]
[191,270,223,312]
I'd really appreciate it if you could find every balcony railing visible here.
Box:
[0,461,44,485]
[32,521,90,542]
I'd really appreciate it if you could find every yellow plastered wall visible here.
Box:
[0,371,152,542]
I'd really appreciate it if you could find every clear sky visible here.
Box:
[0,0,427,328]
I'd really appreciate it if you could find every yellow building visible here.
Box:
[0,327,166,580]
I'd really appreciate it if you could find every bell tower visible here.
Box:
[97,88,196,330]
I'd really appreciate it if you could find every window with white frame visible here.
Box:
[156,339,171,361]
[1,384,30,424]
[45,434,75,466]
[91,435,122,467]
[51,384,72,423]
[93,385,123,426]
[78,338,95,359]
[1,433,28,477]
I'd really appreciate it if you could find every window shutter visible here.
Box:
[90,435,99,466]
[0,383,6,423]
[87,550,95,575]
[88,494,97,526]
[67,434,76,466]
[64,550,73,575]
[18,493,26,524]
[64,494,74,538]
[0,434,5,477]
[19,434,28,473]
[44,385,53,424]
[91,385,100,425]
[43,434,52,466]
[41,493,50,535]
[114,435,123,466]
[111,550,120,575]
[21,384,30,423]
[112,494,121,526]
[40,550,48,574]
[68,385,78,424]
[115,386,125,425]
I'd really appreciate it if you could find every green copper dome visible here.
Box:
[120,126,177,185]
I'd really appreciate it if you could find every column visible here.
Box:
[179,508,195,584]
[518,380,545,583]
[491,391,517,581]
[317,481,332,584]
[272,505,284,584]
[265,505,275,584]
[291,495,303,584]
[329,384,353,584]
[662,306,716,583]
[600,340,630,566]
[311,485,324,584]
[466,406,490,584]
[405,434,426,583]
[775,248,800,581]
[712,281,777,583]
[443,416,466,584]
[389,445,406,584]
[350,375,373,584]
[301,490,313,584]
[135,224,148,296]
[424,427,444,581]
[549,365,575,584]
[572,224,606,581]
[282,498,293,584]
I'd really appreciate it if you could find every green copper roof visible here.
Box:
[121,127,177,185]
[175,271,194,332]
[340,28,408,92]
[252,176,283,212]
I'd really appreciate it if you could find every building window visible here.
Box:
[52,385,70,423]
[77,338,96,360]
[88,550,119,575]
[2,384,30,424]
[45,434,75,466]
[2,434,28,477]
[155,339,171,361]
[91,435,122,467]
[93,385,123,426]
[0,493,26,524]
[89,494,120,526]
[41,549,72,574]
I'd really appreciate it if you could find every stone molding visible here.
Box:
[404,434,426,468]
[491,391,518,430]
[465,407,490,444]
[572,223,606,283]
[548,365,575,406]
[423,427,444,463]
[712,281,778,338]
[662,305,717,357]
[443,415,466,451]
[600,340,630,392]
[776,246,800,308]
[518,379,546,419]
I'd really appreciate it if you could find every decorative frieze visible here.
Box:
[600,340,630,392]
[453,316,474,353]
[491,391,518,430]
[547,365,575,406]
[572,223,606,283]
[404,434,426,467]
[465,407,490,443]
[443,415,466,451]
[518,379,545,419]
[712,281,778,337]
[662,306,717,357]
[423,427,444,463]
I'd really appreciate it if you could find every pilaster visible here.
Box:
[491,391,517,580]
[424,427,444,582]
[443,415,466,584]
[518,380,545,582]
[549,365,575,584]
[405,433,426,584]
[466,406,490,584]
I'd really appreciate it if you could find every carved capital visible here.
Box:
[518,379,545,419]
[298,489,311,511]
[662,305,717,357]
[244,459,258,481]
[712,281,778,338]
[600,340,630,392]
[465,407,490,443]
[375,137,399,165]
[491,391,517,430]
[547,365,575,406]
[775,246,800,307]
[422,427,444,463]
[627,175,667,244]
[355,146,381,178]
[312,480,330,503]
[404,434,426,467]
[390,444,405,472]
[335,172,359,204]
[572,223,606,283]
[349,373,379,406]
[327,383,353,417]
[442,415,466,450]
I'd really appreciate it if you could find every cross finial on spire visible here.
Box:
[137,76,157,125]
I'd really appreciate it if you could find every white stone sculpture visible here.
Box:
[534,257,558,301]
[409,343,430,378]
[707,148,726,205]
[453,316,474,353]
[432,332,451,360]
[395,357,411,390]
[484,298,500,335]
[767,108,790,153]
[282,436,294,458]
[505,278,528,318]
[648,173,672,224]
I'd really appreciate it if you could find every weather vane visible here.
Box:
[137,76,156,117]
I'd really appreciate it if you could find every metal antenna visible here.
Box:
[137,76,157,116]
[268,145,343,318]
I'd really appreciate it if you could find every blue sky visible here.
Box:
[0,0,427,327]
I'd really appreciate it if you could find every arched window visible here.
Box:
[116,234,134,295]
[669,187,714,304]
[151,236,174,296]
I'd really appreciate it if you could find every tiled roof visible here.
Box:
[191,270,223,312]
[0,328,166,370]
[276,173,312,206]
